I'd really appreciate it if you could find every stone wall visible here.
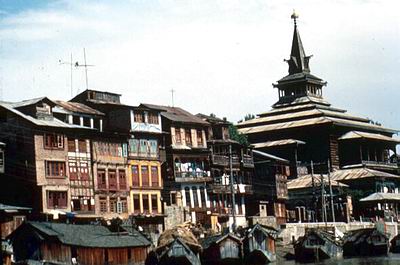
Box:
[163,203,191,230]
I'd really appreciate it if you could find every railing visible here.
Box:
[242,154,254,168]
[211,184,253,194]
[211,207,232,215]
[362,160,398,168]
[128,151,159,160]
[175,171,212,182]
[212,154,229,166]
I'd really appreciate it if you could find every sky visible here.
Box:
[0,0,399,131]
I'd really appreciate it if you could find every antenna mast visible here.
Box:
[170,89,176,107]
[75,48,94,93]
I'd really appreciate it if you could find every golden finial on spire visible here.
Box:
[291,10,298,26]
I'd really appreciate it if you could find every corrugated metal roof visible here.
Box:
[26,221,151,248]
[330,167,400,181]
[252,139,305,149]
[0,102,93,130]
[54,100,105,116]
[272,95,330,108]
[252,149,289,163]
[338,131,400,143]
[141,103,209,125]
[287,174,348,190]
[0,203,31,212]
[9,97,56,108]
[360,192,400,202]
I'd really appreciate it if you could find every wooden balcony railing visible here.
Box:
[175,171,212,183]
[242,154,254,168]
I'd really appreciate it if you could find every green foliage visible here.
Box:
[229,125,249,146]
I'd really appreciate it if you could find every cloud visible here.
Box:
[0,0,399,130]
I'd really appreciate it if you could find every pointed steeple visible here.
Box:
[286,11,312,75]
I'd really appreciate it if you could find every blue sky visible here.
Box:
[0,0,399,134]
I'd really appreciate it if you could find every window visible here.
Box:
[110,198,117,213]
[133,194,140,213]
[149,140,158,157]
[78,140,87,153]
[170,192,177,205]
[132,165,139,186]
[141,166,149,186]
[44,133,64,149]
[129,139,139,156]
[134,112,145,123]
[119,170,127,190]
[175,128,181,144]
[151,195,158,213]
[45,161,66,178]
[0,150,3,174]
[139,140,148,156]
[148,112,159,124]
[109,170,117,190]
[142,194,149,213]
[69,162,78,180]
[185,187,191,207]
[97,170,107,189]
[192,187,198,207]
[47,191,67,209]
[99,198,107,213]
[151,166,159,187]
[119,198,128,213]
[68,139,76,152]
[197,130,203,146]
[185,129,192,146]
[79,161,89,180]
[200,187,206,207]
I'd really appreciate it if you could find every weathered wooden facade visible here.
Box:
[294,228,342,262]
[142,104,212,226]
[243,223,277,264]
[343,228,389,257]
[237,13,400,221]
[197,114,255,231]
[200,233,243,265]
[8,221,151,265]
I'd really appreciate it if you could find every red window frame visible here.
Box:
[132,165,139,187]
[151,166,159,187]
[45,161,66,178]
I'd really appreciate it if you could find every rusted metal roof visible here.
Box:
[287,174,348,190]
[141,103,209,125]
[330,167,400,181]
[252,139,305,149]
[273,95,330,108]
[338,131,400,143]
[360,192,400,202]
[54,100,105,116]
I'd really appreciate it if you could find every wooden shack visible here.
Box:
[155,226,201,265]
[343,228,389,257]
[8,221,151,265]
[243,223,277,264]
[200,233,242,265]
[294,228,342,262]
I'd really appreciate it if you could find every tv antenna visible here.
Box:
[75,48,94,92]
[170,88,176,107]
[59,53,74,97]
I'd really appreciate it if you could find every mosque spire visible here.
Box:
[286,11,312,75]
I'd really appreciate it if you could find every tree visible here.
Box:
[229,125,248,146]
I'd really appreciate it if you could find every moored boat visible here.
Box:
[294,228,343,262]
[243,223,278,264]
[343,228,389,257]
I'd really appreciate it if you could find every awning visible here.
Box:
[252,139,305,149]
[338,131,400,144]
[360,192,400,202]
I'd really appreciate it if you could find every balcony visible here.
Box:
[211,154,240,167]
[175,171,212,183]
[242,154,254,168]
[211,206,232,216]
[128,151,159,160]
[211,184,253,194]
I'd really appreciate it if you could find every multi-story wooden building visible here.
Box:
[197,114,254,230]
[0,98,94,215]
[237,14,400,221]
[142,104,212,225]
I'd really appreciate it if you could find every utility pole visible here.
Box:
[321,173,327,227]
[229,144,237,232]
[75,48,94,93]
[59,53,74,97]
[311,160,316,222]
[327,159,335,223]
